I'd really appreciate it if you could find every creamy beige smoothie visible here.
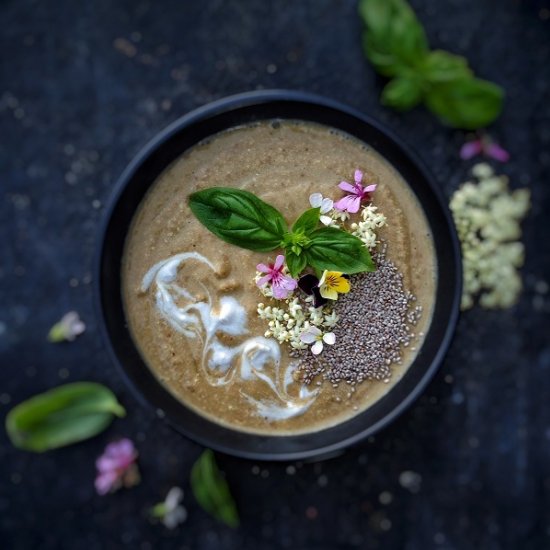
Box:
[122,120,437,435]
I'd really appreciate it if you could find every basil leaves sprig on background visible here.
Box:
[5,382,126,452]
[188,187,375,278]
[358,0,504,129]
[191,449,240,528]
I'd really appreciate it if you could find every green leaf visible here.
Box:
[425,77,504,129]
[305,227,376,274]
[420,50,472,83]
[191,449,240,529]
[381,76,423,110]
[359,0,429,77]
[291,207,320,235]
[285,250,308,278]
[188,187,287,252]
[5,382,126,452]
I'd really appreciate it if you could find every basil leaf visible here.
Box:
[5,382,126,452]
[420,50,472,83]
[425,77,504,129]
[291,207,320,235]
[188,187,287,252]
[305,227,376,274]
[191,449,240,528]
[381,76,423,110]
[285,249,308,278]
[359,0,428,77]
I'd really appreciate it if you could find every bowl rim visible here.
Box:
[94,89,462,461]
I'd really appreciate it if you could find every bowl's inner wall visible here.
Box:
[98,95,460,460]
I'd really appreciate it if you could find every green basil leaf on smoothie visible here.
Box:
[285,249,308,278]
[5,382,126,452]
[188,187,287,252]
[425,77,504,129]
[291,207,320,235]
[305,227,376,274]
[191,449,240,528]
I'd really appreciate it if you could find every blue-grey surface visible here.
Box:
[1,0,549,549]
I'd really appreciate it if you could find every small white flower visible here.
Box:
[151,487,187,529]
[300,326,336,355]
[309,193,334,226]
[48,311,86,343]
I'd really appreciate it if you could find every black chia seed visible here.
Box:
[294,247,422,386]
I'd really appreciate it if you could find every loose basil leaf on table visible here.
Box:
[305,227,376,274]
[420,50,472,83]
[188,187,287,252]
[425,78,504,130]
[5,382,126,452]
[381,75,424,110]
[191,449,240,528]
[359,0,428,77]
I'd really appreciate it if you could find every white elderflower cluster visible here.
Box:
[257,298,338,350]
[450,163,530,310]
[350,205,387,250]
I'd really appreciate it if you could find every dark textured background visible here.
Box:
[1,1,550,549]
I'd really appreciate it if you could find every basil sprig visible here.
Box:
[5,382,126,452]
[188,188,375,277]
[191,449,240,528]
[359,0,504,129]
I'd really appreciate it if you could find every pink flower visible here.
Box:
[334,169,377,213]
[460,135,510,162]
[256,255,297,299]
[95,438,140,495]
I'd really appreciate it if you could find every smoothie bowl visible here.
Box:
[96,91,461,460]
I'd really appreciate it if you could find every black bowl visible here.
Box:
[95,90,461,461]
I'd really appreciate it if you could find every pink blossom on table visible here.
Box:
[460,135,510,162]
[256,255,297,299]
[300,326,336,355]
[95,438,140,495]
[334,169,377,213]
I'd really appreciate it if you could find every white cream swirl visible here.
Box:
[141,252,317,421]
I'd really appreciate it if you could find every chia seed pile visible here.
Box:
[295,246,423,385]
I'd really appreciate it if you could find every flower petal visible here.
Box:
[354,169,363,184]
[332,276,350,293]
[298,274,319,295]
[460,140,483,160]
[311,340,323,355]
[277,274,298,290]
[363,184,377,194]
[319,285,338,300]
[300,326,321,343]
[338,181,357,194]
[256,263,270,273]
[272,285,292,299]
[323,332,336,345]
[485,143,510,162]
[95,470,119,495]
[274,255,285,271]
[320,197,333,213]
[256,274,271,287]
[319,215,333,226]
[309,193,323,208]
[311,287,328,308]
[334,195,361,213]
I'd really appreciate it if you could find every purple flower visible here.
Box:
[256,255,297,299]
[95,438,140,495]
[47,311,86,343]
[460,135,510,163]
[297,274,327,308]
[334,170,377,214]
